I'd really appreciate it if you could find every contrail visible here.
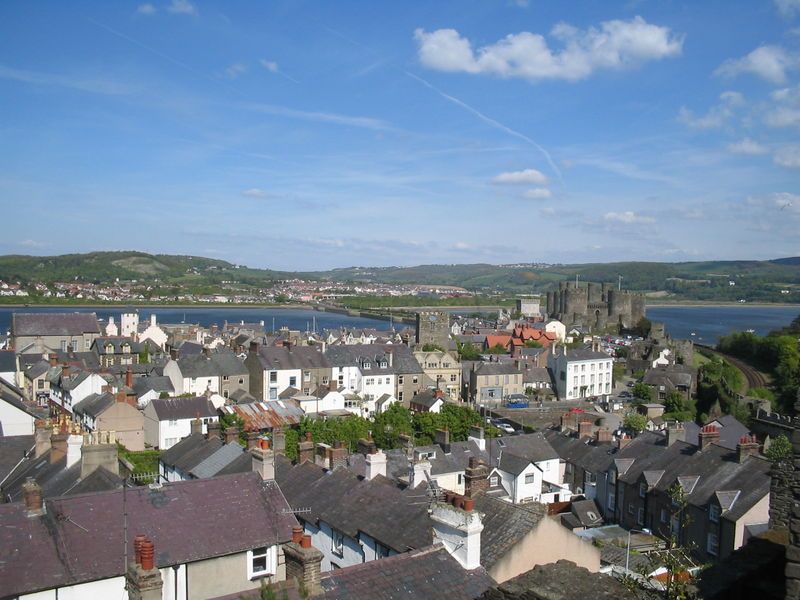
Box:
[404,71,563,184]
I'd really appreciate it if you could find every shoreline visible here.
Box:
[646,302,800,309]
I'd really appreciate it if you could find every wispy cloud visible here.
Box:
[677,91,744,129]
[774,145,800,168]
[242,188,269,198]
[715,45,797,84]
[604,211,655,224]
[405,71,562,182]
[137,3,157,15]
[241,102,394,131]
[569,156,677,185]
[225,63,247,79]
[0,63,135,95]
[727,138,769,155]
[167,0,196,16]
[524,188,552,199]
[259,59,300,83]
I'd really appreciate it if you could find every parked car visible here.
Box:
[497,422,516,434]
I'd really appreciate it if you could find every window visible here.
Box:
[707,532,718,556]
[609,470,616,484]
[269,388,278,400]
[412,376,418,384]
[490,476,499,486]
[289,376,297,387]
[398,375,404,384]
[331,530,344,556]
[524,473,536,484]
[450,374,457,382]
[709,504,720,523]
[660,509,669,524]
[223,390,229,398]
[639,482,647,498]
[248,546,276,579]
[637,507,645,526]
[375,542,390,559]
[304,371,311,381]
[458,473,464,485]
[269,371,277,383]
[628,503,635,515]
[169,419,177,426]
[608,490,616,511]
[670,514,680,536]
[223,375,230,382]
[239,378,244,385]
[398,391,403,401]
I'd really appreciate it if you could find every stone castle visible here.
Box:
[545,281,645,331]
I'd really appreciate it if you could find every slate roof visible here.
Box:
[160,433,223,472]
[190,442,246,479]
[148,396,217,421]
[320,544,495,600]
[569,498,604,528]
[133,375,174,397]
[276,458,433,553]
[253,345,331,371]
[560,349,609,362]
[0,472,297,598]
[174,350,247,378]
[11,312,100,337]
[410,389,443,409]
[497,453,532,476]
[24,359,51,380]
[472,492,546,570]
[0,379,39,420]
[0,350,15,372]
[92,336,143,355]
[600,544,662,574]
[72,392,116,418]
[325,343,423,375]
[544,430,617,476]
[487,432,559,466]
[0,434,34,485]
[683,416,749,450]
[478,559,636,600]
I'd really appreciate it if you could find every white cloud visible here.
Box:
[0,64,134,95]
[167,0,196,15]
[137,4,156,15]
[727,138,768,155]
[715,45,797,84]
[764,85,800,128]
[492,168,548,185]
[677,91,743,129]
[604,211,655,224]
[260,59,279,73]
[225,63,247,79]
[774,146,800,168]
[524,187,552,199]
[19,239,46,248]
[775,0,800,18]
[414,17,683,82]
[540,207,556,215]
[242,188,269,198]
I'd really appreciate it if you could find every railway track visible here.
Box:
[696,344,770,391]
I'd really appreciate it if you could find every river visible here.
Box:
[0,304,797,345]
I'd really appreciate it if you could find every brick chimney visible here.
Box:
[298,432,314,464]
[224,426,239,445]
[431,494,483,570]
[666,422,685,447]
[273,429,286,455]
[61,365,71,378]
[357,437,377,456]
[126,367,133,389]
[284,534,323,596]
[81,431,119,479]
[190,417,202,436]
[22,477,45,517]
[246,430,260,451]
[252,439,275,481]
[578,419,593,440]
[249,341,259,354]
[464,457,489,498]
[698,424,720,451]
[126,538,163,600]
[49,353,58,367]
[595,427,612,443]
[435,429,451,454]
[34,420,52,458]
[50,429,69,464]
[207,421,221,441]
[618,434,632,451]
[737,434,760,463]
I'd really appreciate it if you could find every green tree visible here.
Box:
[457,342,480,361]
[219,412,247,446]
[421,343,445,352]
[373,404,413,449]
[623,412,648,435]
[524,340,542,348]
[766,434,793,462]
[631,382,653,403]
[486,343,507,355]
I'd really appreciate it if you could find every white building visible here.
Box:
[143,396,219,449]
[138,314,168,349]
[120,311,139,338]
[548,346,613,401]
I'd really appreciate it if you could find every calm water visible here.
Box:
[647,305,799,344]
[0,304,797,345]
[0,307,391,336]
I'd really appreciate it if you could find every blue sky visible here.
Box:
[1,0,799,270]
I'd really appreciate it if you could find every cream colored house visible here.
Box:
[414,349,462,401]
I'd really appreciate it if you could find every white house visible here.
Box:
[295,388,346,415]
[138,314,168,349]
[143,396,218,449]
[548,346,613,401]
[163,350,249,399]
[48,367,109,414]
[0,350,16,386]
[0,383,36,436]
[543,319,566,342]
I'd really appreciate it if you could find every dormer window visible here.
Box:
[639,482,647,498]
[709,504,720,523]
[363,362,371,369]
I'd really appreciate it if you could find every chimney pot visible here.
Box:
[301,535,312,549]
[463,498,474,512]
[22,478,44,517]
[134,534,147,565]
[140,539,155,571]
[292,526,304,544]
[126,367,133,389]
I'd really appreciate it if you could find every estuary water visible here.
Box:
[0,304,797,345]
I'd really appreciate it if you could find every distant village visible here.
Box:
[0,283,792,599]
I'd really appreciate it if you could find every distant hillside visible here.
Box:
[0,252,798,303]
[0,251,295,286]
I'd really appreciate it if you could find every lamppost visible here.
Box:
[626,528,652,573]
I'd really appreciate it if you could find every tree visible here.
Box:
[457,342,480,361]
[372,404,413,449]
[631,382,653,403]
[422,343,445,352]
[766,434,793,462]
[486,343,507,355]
[524,340,542,348]
[159,391,170,399]
[623,412,648,435]
[219,411,247,446]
